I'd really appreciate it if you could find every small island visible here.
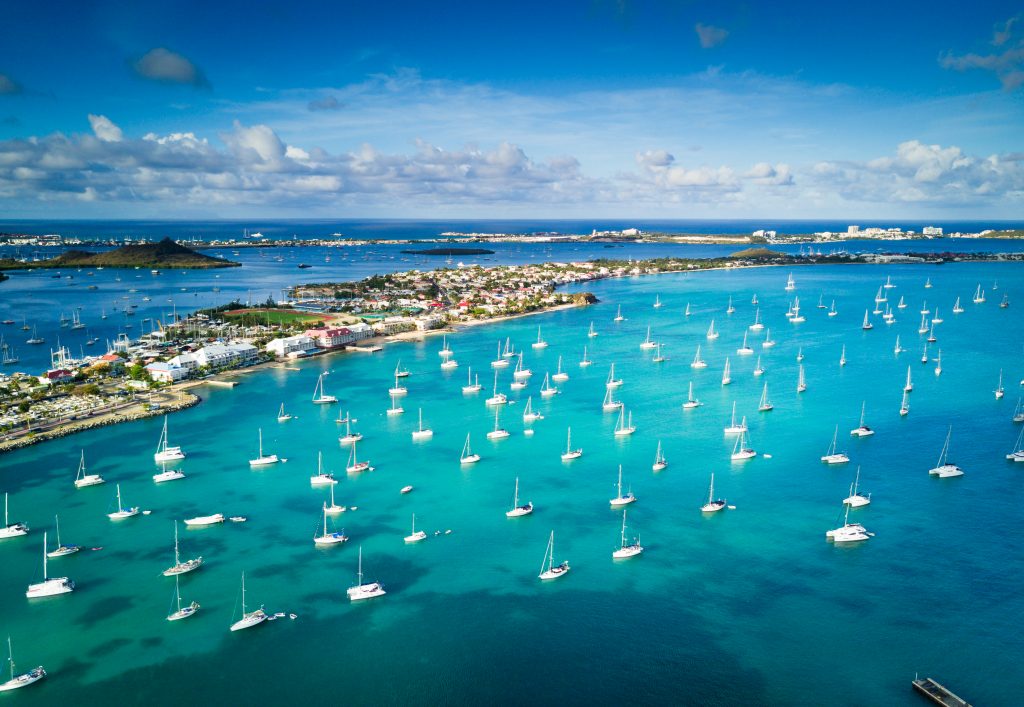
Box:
[0,237,241,270]
[400,247,496,256]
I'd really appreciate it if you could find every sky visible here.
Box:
[0,0,1022,220]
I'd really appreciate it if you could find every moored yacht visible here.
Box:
[311,372,338,404]
[313,503,347,546]
[820,425,850,464]
[310,451,337,485]
[850,401,874,437]
[560,427,582,460]
[229,573,267,631]
[929,426,963,477]
[26,533,74,598]
[0,637,45,692]
[611,509,643,559]
[826,506,872,543]
[248,428,279,466]
[538,531,570,580]
[609,465,636,507]
[153,461,185,484]
[347,547,386,601]
[163,521,202,575]
[154,416,185,463]
[73,450,105,488]
[843,467,871,507]
[460,433,481,464]
[411,408,433,441]
[404,513,427,543]
[682,381,702,409]
[46,516,79,557]
[106,484,139,520]
[700,473,726,513]
[652,441,668,471]
[506,477,533,517]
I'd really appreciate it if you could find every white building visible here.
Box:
[266,334,316,358]
[922,226,943,236]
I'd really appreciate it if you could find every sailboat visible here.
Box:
[821,425,849,464]
[682,381,702,409]
[532,326,548,349]
[721,357,731,386]
[345,440,372,473]
[843,467,871,507]
[552,356,569,382]
[904,366,914,393]
[611,509,643,559]
[404,513,427,543]
[730,430,756,461]
[796,347,804,362]
[388,372,409,397]
[347,547,386,601]
[816,294,826,309]
[163,521,202,575]
[486,371,508,405]
[640,325,657,350]
[506,477,534,517]
[861,310,873,330]
[897,295,906,309]
[513,353,532,380]
[438,335,452,357]
[311,372,338,404]
[394,360,410,377]
[894,335,905,355]
[652,441,668,471]
[154,416,185,462]
[995,370,1005,399]
[925,277,933,289]
[785,273,796,291]
[952,296,964,314]
[411,408,433,441]
[602,386,623,412]
[1013,397,1024,424]
[613,407,636,436]
[460,433,481,464]
[579,346,593,367]
[167,575,200,621]
[653,294,663,309]
[387,392,405,416]
[325,483,346,514]
[606,363,623,388]
[277,403,292,422]
[229,572,267,631]
[1006,427,1024,462]
[0,637,45,692]
[314,503,348,545]
[491,341,509,368]
[462,368,483,394]
[929,426,963,477]
[750,308,764,331]
[685,303,691,317]
[790,296,805,323]
[613,305,625,322]
[248,428,279,466]
[310,451,337,485]
[538,531,570,580]
[540,372,559,398]
[934,349,942,377]
[839,345,847,367]
[758,382,773,412]
[653,345,667,363]
[609,465,636,506]
[25,325,43,345]
[107,484,139,519]
[825,299,837,318]
[706,319,719,340]
[726,296,735,315]
[900,389,910,416]
[560,427,582,460]
[972,284,985,304]
[338,416,362,446]
[926,323,937,343]
[1000,293,1010,308]
[700,473,726,513]
[724,402,747,434]
[690,344,708,368]
[502,337,516,358]
[931,308,943,324]
[796,364,807,393]
[0,493,28,539]
[26,532,74,598]
[850,402,874,437]
[153,460,185,484]
[440,353,459,370]
[753,355,765,376]
[486,407,510,440]
[523,396,544,422]
[737,331,754,355]
[826,506,872,543]
[588,322,598,338]
[46,516,79,557]
[73,450,104,488]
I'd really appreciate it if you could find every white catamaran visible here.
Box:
[154,416,185,463]
[347,547,386,601]
[26,532,74,598]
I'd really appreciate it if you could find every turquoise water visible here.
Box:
[1,262,1022,704]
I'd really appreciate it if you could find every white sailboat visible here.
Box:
[917,313,929,334]
[724,402,747,434]
[828,300,837,317]
[934,349,943,377]
[440,354,459,370]
[540,372,559,398]
[345,439,372,473]
[486,370,508,406]
[506,477,534,517]
[163,521,202,575]
[925,277,933,289]
[438,334,452,357]
[277,403,292,422]
[310,451,337,485]
[411,408,433,440]
[653,294,663,309]
[904,366,913,393]
[972,283,985,303]
[560,427,582,460]
[153,460,185,483]
[248,428,279,466]
[995,369,1005,399]
[796,364,807,393]
[685,303,691,317]
[513,352,532,380]
[899,389,910,416]
[314,503,348,545]
[639,325,657,350]
[730,430,756,461]
[388,373,408,397]
[404,513,427,543]
[523,396,544,422]
[894,335,905,355]
[843,467,871,507]
[486,407,510,440]
[460,433,481,464]
[796,346,804,363]
[552,356,569,382]
[826,506,872,543]
[167,575,200,621]
[107,484,139,519]
[609,465,636,506]
[613,305,625,322]
[394,360,410,377]
[588,322,599,338]
[1012,397,1024,424]
[154,416,185,462]
[347,547,386,601]
[532,326,548,349]
[229,572,267,631]
[606,363,623,388]
[491,342,509,368]
[785,273,796,291]
[700,473,726,513]
[839,344,847,367]
[706,319,719,340]
[325,483,346,515]
[579,346,593,367]
[790,296,805,323]
[931,308,943,324]
[821,425,850,464]
[311,372,338,404]
[73,450,104,488]
[46,516,79,557]
[338,416,362,446]
[26,532,74,598]
[682,381,702,409]
[721,357,731,386]
[611,509,643,559]
[749,308,764,331]
[0,637,45,692]
[462,369,483,394]
[652,441,668,471]
[602,386,623,412]
[502,337,516,358]
[690,344,708,368]
[897,295,906,309]
[929,426,963,477]
[952,296,964,314]
[736,331,754,356]
[538,531,570,580]
[753,355,765,376]
[861,310,873,330]
[613,408,636,436]
[758,382,773,412]
[850,402,874,437]
[387,392,404,416]
[1006,427,1024,462]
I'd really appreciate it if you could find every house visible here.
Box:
[306,327,349,349]
[266,334,317,358]
[145,361,190,383]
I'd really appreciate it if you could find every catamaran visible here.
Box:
[513,353,532,380]
[561,427,582,460]
[579,347,593,368]
[277,403,292,422]
[506,477,534,517]
[229,572,267,631]
[611,509,643,559]
[73,450,104,488]
[394,360,410,377]
[721,357,731,386]
[736,331,754,355]
[486,371,508,406]
[700,473,726,513]
[640,325,657,350]
[690,344,708,368]
[552,356,569,382]
[249,428,279,466]
[609,465,636,506]
[730,430,756,461]
[411,409,432,440]
[540,372,559,398]
[606,363,623,388]
[347,547,386,601]
[491,341,509,368]
[538,531,570,580]
[613,408,636,436]
[652,441,668,471]
[311,372,338,404]
[523,396,544,422]
[310,451,337,486]
[796,364,807,393]
[404,513,427,543]
[154,416,185,462]
[153,460,185,483]
[821,425,850,464]
[462,368,483,394]
[995,370,1005,399]
[345,440,372,473]
[167,575,200,621]
[163,521,202,575]
[26,532,74,598]
[532,326,548,349]
[850,402,874,437]
[0,637,45,692]
[460,433,481,464]
[107,484,139,519]
[826,506,872,543]
[929,426,963,477]
[486,407,510,440]
[758,382,773,412]
[46,516,79,557]
[314,503,348,545]
[724,402,747,435]
[706,319,719,340]
[843,467,871,507]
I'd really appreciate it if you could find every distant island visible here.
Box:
[0,237,240,270]
[400,247,495,256]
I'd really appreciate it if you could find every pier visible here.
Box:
[912,677,971,707]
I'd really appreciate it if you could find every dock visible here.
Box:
[349,345,382,353]
[912,677,971,707]
[206,380,238,388]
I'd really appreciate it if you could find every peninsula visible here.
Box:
[0,237,240,270]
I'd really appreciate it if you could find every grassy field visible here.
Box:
[222,308,325,325]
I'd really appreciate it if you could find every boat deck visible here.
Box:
[912,677,971,707]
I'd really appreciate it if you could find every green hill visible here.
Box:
[0,238,240,270]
